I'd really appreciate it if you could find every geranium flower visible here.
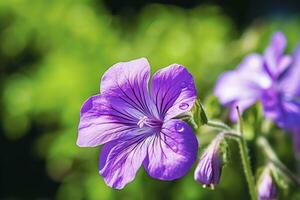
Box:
[77,58,198,189]
[214,32,300,155]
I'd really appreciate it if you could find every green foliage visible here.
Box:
[1,0,300,199]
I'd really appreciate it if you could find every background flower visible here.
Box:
[215,32,300,155]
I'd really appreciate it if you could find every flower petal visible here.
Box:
[277,55,292,75]
[262,88,300,129]
[194,136,222,186]
[264,32,290,77]
[279,44,300,97]
[99,133,149,189]
[100,58,156,117]
[150,64,197,120]
[215,54,271,120]
[143,119,198,180]
[264,32,287,74]
[77,94,141,147]
[77,58,157,147]
[258,168,278,200]
[265,32,286,59]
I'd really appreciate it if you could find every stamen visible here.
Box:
[137,116,148,128]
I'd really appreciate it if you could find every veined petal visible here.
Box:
[143,119,198,180]
[262,88,300,130]
[100,58,156,117]
[77,94,141,147]
[215,54,271,120]
[150,64,197,120]
[194,142,222,186]
[99,133,150,189]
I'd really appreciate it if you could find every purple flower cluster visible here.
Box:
[215,32,300,155]
[77,58,198,189]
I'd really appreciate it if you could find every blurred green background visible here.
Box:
[1,0,300,199]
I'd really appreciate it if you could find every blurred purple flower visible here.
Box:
[214,32,300,155]
[258,167,278,200]
[194,134,224,189]
[77,58,198,189]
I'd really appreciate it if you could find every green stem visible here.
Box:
[206,110,258,200]
[236,107,257,200]
[207,120,232,131]
[237,138,257,200]
[257,137,300,186]
[188,117,199,132]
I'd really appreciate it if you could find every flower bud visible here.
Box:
[194,134,224,189]
[258,167,278,200]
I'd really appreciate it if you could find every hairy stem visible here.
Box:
[206,117,257,200]
[237,138,257,200]
[207,120,232,131]
[257,136,300,186]
[236,107,257,200]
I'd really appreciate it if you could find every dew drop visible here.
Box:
[179,103,189,110]
[175,123,185,133]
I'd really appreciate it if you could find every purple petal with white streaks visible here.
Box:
[77,58,198,189]
[143,119,198,180]
[194,136,223,186]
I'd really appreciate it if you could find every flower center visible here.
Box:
[137,116,148,128]
[137,116,162,129]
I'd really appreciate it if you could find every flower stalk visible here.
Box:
[257,136,300,186]
[236,107,258,200]
[205,107,257,200]
[207,120,232,131]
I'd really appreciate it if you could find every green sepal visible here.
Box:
[191,99,208,127]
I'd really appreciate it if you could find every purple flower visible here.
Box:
[214,32,300,154]
[77,58,198,189]
[194,135,224,189]
[258,167,278,200]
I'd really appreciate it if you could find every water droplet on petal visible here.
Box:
[179,103,189,110]
[175,123,185,133]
